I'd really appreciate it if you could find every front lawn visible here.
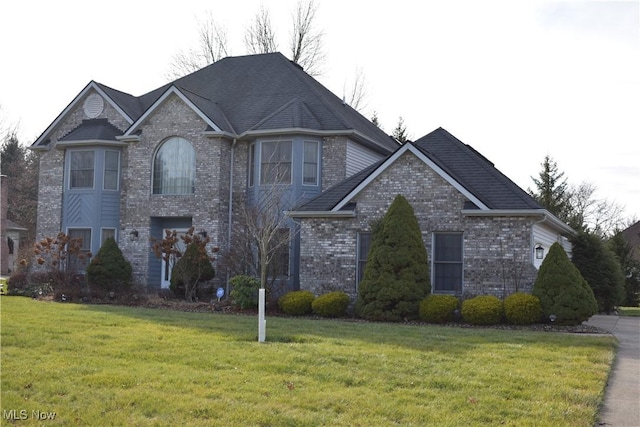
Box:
[1,297,615,426]
[619,306,640,317]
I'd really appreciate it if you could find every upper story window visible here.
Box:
[70,151,94,189]
[104,151,120,190]
[303,141,319,185]
[248,143,255,187]
[260,140,292,185]
[153,137,195,195]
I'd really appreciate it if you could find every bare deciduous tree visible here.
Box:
[568,182,625,237]
[289,0,325,76]
[166,13,230,80]
[344,67,367,112]
[244,4,278,55]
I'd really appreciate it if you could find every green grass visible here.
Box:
[1,297,615,426]
[619,306,640,316]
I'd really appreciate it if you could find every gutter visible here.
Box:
[286,210,356,218]
[461,208,576,236]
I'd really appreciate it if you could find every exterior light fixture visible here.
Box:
[549,314,557,323]
[535,244,544,260]
[198,230,208,239]
[129,230,139,241]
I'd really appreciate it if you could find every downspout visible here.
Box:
[226,138,237,298]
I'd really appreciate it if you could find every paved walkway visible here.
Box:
[583,315,640,427]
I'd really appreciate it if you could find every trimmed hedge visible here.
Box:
[229,275,260,309]
[312,291,350,318]
[278,290,315,316]
[419,294,459,323]
[461,295,503,325]
[504,293,542,325]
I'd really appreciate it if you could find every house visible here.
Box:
[290,128,574,300]
[621,221,640,263]
[30,52,574,299]
[30,52,397,292]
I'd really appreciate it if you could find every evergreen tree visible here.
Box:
[532,242,597,325]
[572,231,625,312]
[529,155,571,222]
[0,132,39,241]
[86,237,132,293]
[608,231,640,306]
[392,116,408,144]
[356,195,430,321]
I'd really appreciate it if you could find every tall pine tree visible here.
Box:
[356,195,430,321]
[529,155,571,222]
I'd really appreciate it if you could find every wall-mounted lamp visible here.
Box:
[129,230,139,241]
[198,230,208,239]
[535,244,544,260]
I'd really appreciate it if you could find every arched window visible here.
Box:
[153,137,195,195]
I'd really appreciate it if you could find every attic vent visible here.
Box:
[83,93,104,118]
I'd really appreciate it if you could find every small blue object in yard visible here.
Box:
[0,278,7,295]
[216,287,225,301]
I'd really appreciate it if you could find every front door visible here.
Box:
[160,229,188,289]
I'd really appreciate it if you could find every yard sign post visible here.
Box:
[258,288,266,342]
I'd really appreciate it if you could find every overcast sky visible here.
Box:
[1,0,638,220]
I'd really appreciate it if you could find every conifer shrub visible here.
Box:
[278,290,315,316]
[461,295,503,325]
[571,231,625,313]
[87,237,132,293]
[504,293,541,325]
[357,195,430,322]
[532,242,598,325]
[419,294,459,323]
[312,291,350,318]
[229,275,260,309]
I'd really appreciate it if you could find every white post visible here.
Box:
[258,288,266,342]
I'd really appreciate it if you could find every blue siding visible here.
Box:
[62,148,121,257]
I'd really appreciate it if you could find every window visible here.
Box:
[260,141,292,184]
[104,151,120,190]
[356,232,372,288]
[68,228,92,270]
[248,143,255,187]
[303,141,319,185]
[101,228,116,245]
[70,151,94,188]
[153,137,195,194]
[433,233,463,293]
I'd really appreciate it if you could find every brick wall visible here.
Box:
[299,151,538,300]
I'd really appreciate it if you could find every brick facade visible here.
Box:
[298,151,539,301]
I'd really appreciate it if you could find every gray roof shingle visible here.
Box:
[59,118,122,142]
[293,127,543,212]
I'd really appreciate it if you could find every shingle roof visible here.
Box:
[293,127,543,212]
[33,53,398,154]
[59,118,122,142]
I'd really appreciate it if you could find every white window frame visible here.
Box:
[259,140,292,185]
[103,150,120,191]
[68,150,95,190]
[302,140,320,186]
[101,228,117,245]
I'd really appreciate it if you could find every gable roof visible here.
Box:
[292,127,544,213]
[33,53,397,154]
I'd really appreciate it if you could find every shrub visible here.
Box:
[170,240,215,302]
[504,293,541,325]
[278,290,315,316]
[312,291,350,318]
[461,295,503,325]
[357,195,430,322]
[419,294,459,323]
[230,275,260,309]
[87,237,132,294]
[533,242,598,325]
